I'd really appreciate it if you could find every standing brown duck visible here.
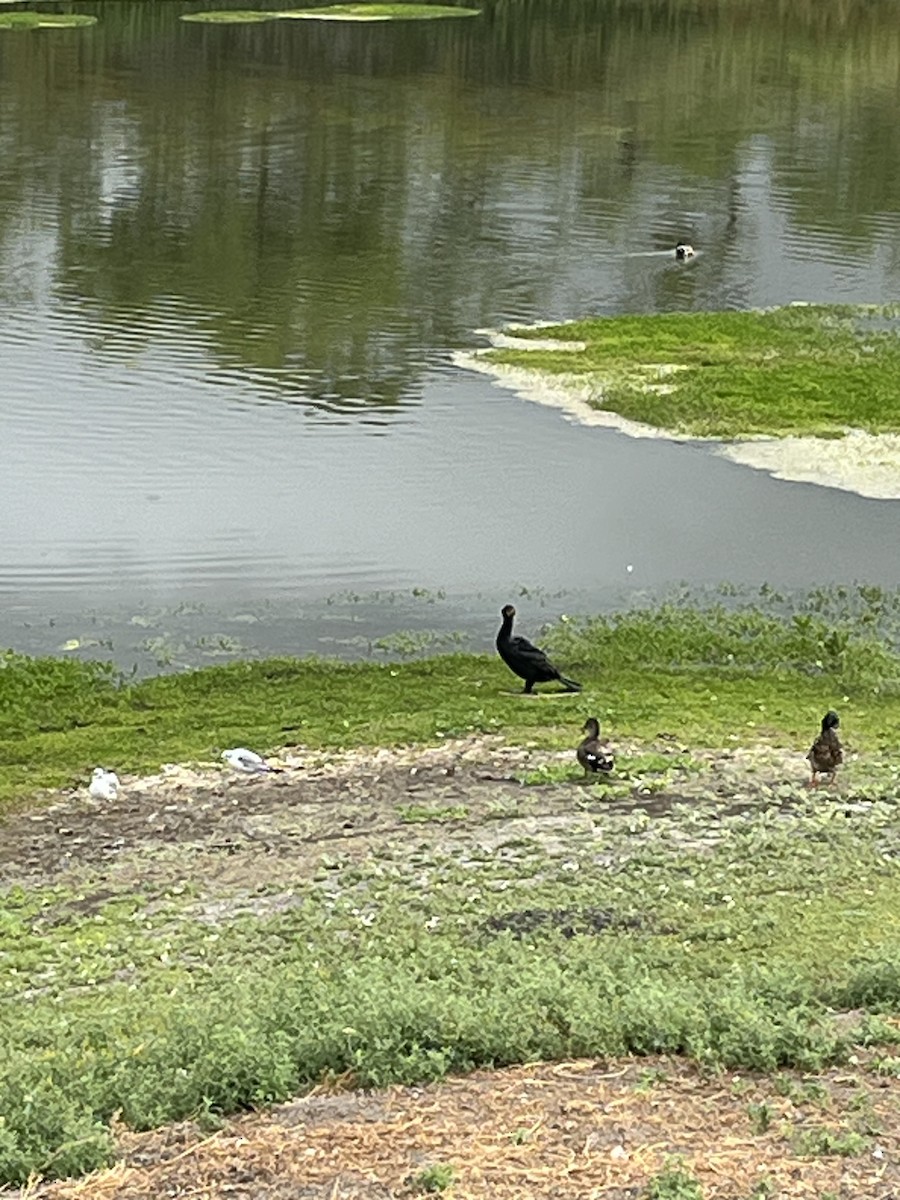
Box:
[806,710,842,787]
[496,604,581,694]
[576,717,614,777]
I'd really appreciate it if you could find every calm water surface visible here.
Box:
[3,0,900,666]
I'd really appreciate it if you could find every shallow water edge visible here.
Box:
[458,326,900,501]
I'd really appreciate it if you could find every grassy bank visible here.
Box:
[4,829,900,1183]
[3,587,900,1184]
[3,585,900,806]
[479,303,900,439]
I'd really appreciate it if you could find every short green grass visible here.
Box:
[398,803,469,822]
[4,794,900,1184]
[483,304,900,439]
[4,583,900,806]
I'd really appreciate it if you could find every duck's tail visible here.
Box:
[586,750,614,772]
[559,675,582,692]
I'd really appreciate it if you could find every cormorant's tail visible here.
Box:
[560,675,582,692]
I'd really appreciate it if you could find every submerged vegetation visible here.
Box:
[3,584,900,1183]
[479,304,900,439]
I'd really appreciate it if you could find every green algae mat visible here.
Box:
[481,303,900,439]
[182,5,480,24]
[0,11,97,29]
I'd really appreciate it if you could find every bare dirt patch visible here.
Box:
[17,1056,900,1199]
[0,737,806,893]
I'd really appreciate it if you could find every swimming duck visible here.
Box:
[496,605,581,694]
[576,717,614,777]
[806,711,842,787]
[675,243,695,260]
[221,747,282,775]
[89,767,120,801]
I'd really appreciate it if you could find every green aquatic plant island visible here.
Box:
[0,12,97,29]
[481,303,900,439]
[5,587,900,805]
[182,5,480,25]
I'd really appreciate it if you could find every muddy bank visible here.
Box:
[1,734,819,899]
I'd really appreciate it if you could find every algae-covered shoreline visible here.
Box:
[459,304,900,500]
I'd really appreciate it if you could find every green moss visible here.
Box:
[182,4,479,24]
[0,12,97,28]
[482,304,900,439]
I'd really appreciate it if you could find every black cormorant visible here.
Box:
[496,604,581,694]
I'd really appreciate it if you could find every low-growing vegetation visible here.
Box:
[645,1162,705,1199]
[3,584,900,1186]
[410,1162,456,1192]
[5,583,900,805]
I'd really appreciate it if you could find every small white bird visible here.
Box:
[221,748,281,775]
[89,767,120,801]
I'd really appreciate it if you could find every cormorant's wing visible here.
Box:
[509,634,550,664]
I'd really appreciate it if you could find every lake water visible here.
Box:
[3,0,900,669]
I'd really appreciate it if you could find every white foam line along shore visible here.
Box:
[456,329,900,501]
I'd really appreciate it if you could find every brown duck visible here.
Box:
[806,710,842,787]
[576,717,614,777]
